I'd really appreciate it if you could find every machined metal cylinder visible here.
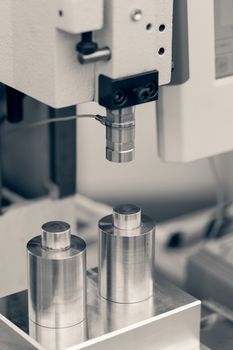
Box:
[100,293,154,333]
[99,204,155,303]
[27,221,86,329]
[105,107,135,163]
[29,319,87,350]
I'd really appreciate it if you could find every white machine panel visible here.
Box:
[96,0,173,85]
[0,1,173,108]
[56,0,103,35]
[157,0,233,162]
[0,0,97,108]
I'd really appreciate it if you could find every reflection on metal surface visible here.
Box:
[29,320,87,350]
[98,205,155,303]
[113,204,142,230]
[41,221,72,251]
[99,293,155,332]
[27,222,87,328]
[0,271,201,350]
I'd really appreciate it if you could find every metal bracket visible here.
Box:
[98,71,159,110]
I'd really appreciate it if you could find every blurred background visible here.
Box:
[1,86,231,222]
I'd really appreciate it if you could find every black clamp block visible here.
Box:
[99,70,159,110]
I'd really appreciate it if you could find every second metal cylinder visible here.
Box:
[27,221,86,329]
[98,204,155,303]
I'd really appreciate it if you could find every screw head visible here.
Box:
[131,9,143,22]
[113,89,127,105]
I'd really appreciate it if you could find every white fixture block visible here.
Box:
[96,0,173,85]
[0,0,173,108]
[56,0,103,34]
[0,0,95,108]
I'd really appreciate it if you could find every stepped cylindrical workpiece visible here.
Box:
[27,221,86,329]
[98,204,155,303]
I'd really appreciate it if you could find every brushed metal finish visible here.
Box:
[113,204,141,230]
[27,222,86,329]
[41,221,71,251]
[29,320,87,350]
[0,273,201,350]
[99,204,155,303]
[105,107,135,163]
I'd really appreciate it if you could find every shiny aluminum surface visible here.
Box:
[29,320,87,350]
[0,273,201,350]
[113,204,141,230]
[27,222,86,329]
[41,221,71,251]
[105,107,135,163]
[99,204,155,303]
[78,47,111,64]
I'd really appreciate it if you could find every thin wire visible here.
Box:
[5,114,98,135]
[28,114,96,127]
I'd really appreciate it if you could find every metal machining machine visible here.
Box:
[2,0,233,349]
[0,0,174,164]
